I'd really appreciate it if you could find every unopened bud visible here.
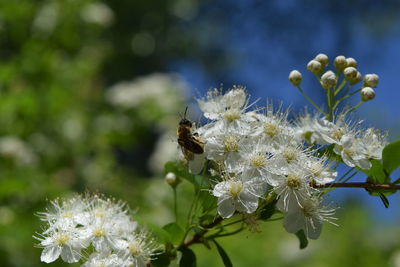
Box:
[346,57,357,68]
[288,70,302,86]
[334,55,347,71]
[321,71,337,89]
[361,87,375,101]
[350,71,362,85]
[307,60,322,75]
[314,53,329,66]
[165,172,180,187]
[343,67,357,81]
[364,74,379,88]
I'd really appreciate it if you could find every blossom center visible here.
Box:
[228,181,243,197]
[128,240,142,257]
[93,226,105,237]
[224,109,240,122]
[223,136,239,152]
[301,204,315,218]
[332,127,344,141]
[55,233,70,245]
[250,154,266,168]
[310,163,323,177]
[286,174,301,189]
[264,122,279,137]
[283,148,298,162]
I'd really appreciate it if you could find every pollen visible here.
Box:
[286,174,301,189]
[332,127,344,141]
[310,162,323,177]
[224,109,240,122]
[264,122,279,137]
[283,148,298,162]
[250,154,266,168]
[93,227,105,237]
[228,181,244,197]
[128,240,142,257]
[55,233,70,245]
[223,136,239,152]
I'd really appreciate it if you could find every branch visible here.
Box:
[313,182,400,190]
[182,216,224,247]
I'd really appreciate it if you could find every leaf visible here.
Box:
[378,192,390,208]
[146,223,171,244]
[152,252,171,267]
[258,200,277,221]
[162,223,184,245]
[179,247,197,267]
[382,140,400,175]
[212,239,233,267]
[295,230,308,249]
[198,191,217,213]
[360,160,389,184]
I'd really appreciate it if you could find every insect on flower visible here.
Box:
[177,107,204,161]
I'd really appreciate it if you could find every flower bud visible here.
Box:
[307,60,322,75]
[165,172,180,187]
[321,71,337,89]
[288,70,302,86]
[364,74,379,88]
[314,53,329,66]
[361,87,375,101]
[346,57,357,68]
[334,55,347,71]
[350,71,362,85]
[343,67,357,81]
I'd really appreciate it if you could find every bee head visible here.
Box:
[179,119,192,127]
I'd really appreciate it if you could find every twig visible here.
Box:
[313,182,400,190]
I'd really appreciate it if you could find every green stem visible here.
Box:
[296,86,326,115]
[327,87,335,121]
[173,188,178,221]
[334,88,362,109]
[337,167,355,182]
[344,101,364,115]
[334,79,347,96]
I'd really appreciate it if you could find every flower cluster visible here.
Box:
[186,86,385,239]
[35,195,158,267]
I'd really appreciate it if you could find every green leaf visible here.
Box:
[382,140,400,175]
[212,239,233,267]
[360,160,388,184]
[198,191,217,213]
[162,223,184,245]
[258,200,277,221]
[295,230,308,249]
[378,192,390,208]
[152,252,171,267]
[179,247,197,267]
[194,174,210,188]
[146,223,171,244]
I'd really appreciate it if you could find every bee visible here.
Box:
[177,107,204,161]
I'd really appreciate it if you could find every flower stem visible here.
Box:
[296,86,326,115]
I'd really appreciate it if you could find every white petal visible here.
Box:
[283,211,304,234]
[60,245,81,263]
[188,154,205,174]
[217,197,236,218]
[213,182,229,198]
[41,245,61,263]
[306,218,322,240]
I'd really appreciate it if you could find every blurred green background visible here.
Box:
[0,0,400,266]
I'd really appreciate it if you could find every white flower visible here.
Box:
[333,135,371,170]
[283,197,337,240]
[295,113,328,144]
[321,71,337,89]
[333,55,347,71]
[307,60,322,75]
[213,175,267,218]
[305,157,337,184]
[314,53,329,66]
[118,231,158,267]
[272,167,312,212]
[358,128,387,160]
[36,228,88,263]
[83,252,129,267]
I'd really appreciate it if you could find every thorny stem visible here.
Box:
[313,182,400,190]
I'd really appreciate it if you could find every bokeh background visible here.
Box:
[1,0,400,266]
